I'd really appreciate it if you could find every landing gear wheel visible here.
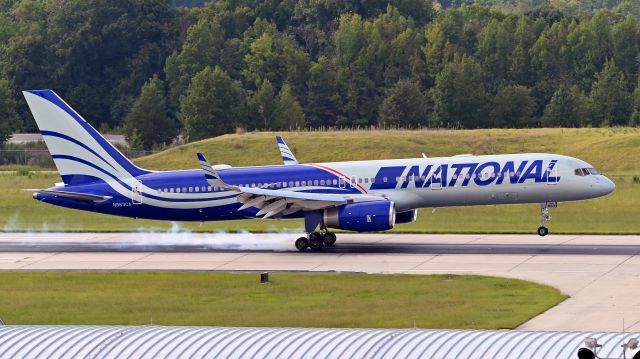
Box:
[295,237,309,251]
[537,203,554,237]
[308,232,324,251]
[322,232,337,246]
[537,226,549,237]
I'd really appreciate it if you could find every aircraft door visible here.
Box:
[546,162,559,185]
[339,177,346,189]
[131,179,143,204]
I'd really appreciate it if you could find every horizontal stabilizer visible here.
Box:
[26,189,112,203]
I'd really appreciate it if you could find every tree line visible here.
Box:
[1,0,640,149]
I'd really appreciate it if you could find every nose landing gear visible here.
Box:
[537,202,556,236]
[294,231,337,252]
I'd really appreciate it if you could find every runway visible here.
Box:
[1,232,640,332]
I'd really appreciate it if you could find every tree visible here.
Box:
[490,85,536,128]
[611,15,640,87]
[477,18,515,91]
[180,67,246,140]
[252,79,277,130]
[125,75,175,150]
[543,85,590,127]
[242,27,310,96]
[0,78,18,145]
[433,56,488,128]
[164,17,226,110]
[306,56,341,127]
[590,60,631,126]
[274,84,305,130]
[378,79,427,128]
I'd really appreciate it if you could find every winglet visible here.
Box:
[197,153,235,190]
[276,136,298,165]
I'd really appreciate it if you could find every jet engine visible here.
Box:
[323,201,395,232]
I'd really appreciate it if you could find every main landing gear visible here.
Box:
[295,231,337,252]
[537,202,556,236]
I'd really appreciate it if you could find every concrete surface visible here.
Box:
[0,232,639,331]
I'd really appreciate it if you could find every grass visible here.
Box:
[0,272,565,329]
[136,128,640,173]
[1,128,638,233]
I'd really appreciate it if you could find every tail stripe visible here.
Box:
[41,131,117,171]
[52,155,120,183]
[53,155,240,203]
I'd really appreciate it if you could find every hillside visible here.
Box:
[135,128,640,173]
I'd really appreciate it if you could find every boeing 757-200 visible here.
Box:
[23,90,616,251]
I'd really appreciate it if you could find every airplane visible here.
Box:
[23,89,616,251]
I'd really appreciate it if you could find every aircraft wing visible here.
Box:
[276,135,298,165]
[196,153,383,218]
[235,187,383,218]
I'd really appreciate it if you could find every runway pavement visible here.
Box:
[1,232,640,332]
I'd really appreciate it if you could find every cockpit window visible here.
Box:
[575,167,601,176]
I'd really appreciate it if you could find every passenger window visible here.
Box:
[189,187,193,192]
[364,178,369,183]
[383,177,388,183]
[176,188,181,193]
[314,180,319,186]
[320,180,325,185]
[333,179,338,185]
[295,181,300,186]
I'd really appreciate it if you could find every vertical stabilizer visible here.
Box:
[22,90,149,185]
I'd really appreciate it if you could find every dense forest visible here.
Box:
[1,0,640,149]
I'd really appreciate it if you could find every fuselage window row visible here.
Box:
[155,178,345,194]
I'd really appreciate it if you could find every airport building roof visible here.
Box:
[0,325,637,359]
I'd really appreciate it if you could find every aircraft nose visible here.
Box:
[598,176,616,196]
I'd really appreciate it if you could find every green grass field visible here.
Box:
[0,272,565,329]
[1,128,638,233]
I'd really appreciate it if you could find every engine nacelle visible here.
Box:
[323,201,395,232]
[395,209,418,224]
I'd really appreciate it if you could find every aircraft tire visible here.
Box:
[322,232,337,246]
[295,237,309,251]
[309,233,324,251]
[537,226,549,237]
